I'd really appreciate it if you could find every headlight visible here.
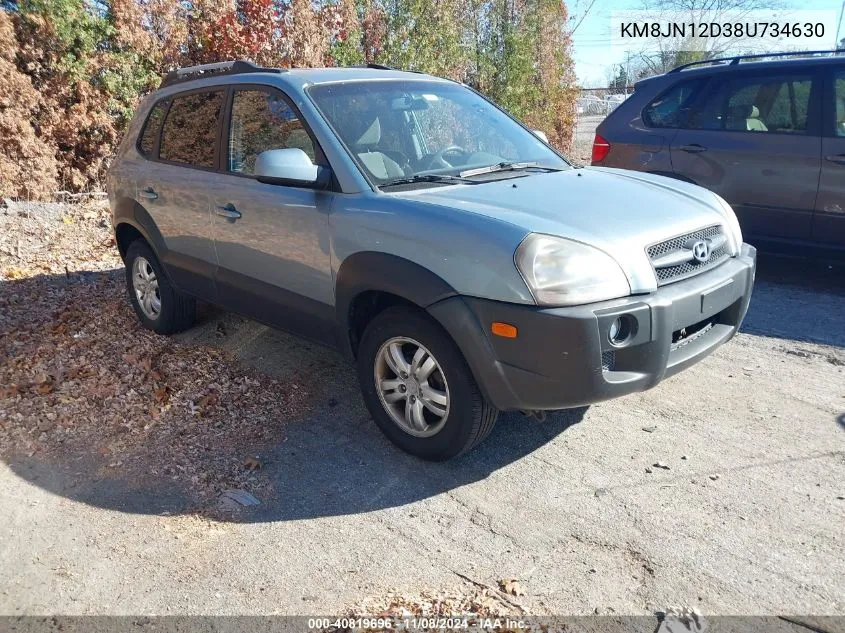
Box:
[514,234,630,306]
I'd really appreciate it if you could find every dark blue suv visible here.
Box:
[592,51,845,250]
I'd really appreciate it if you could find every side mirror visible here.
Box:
[532,130,549,144]
[254,148,329,188]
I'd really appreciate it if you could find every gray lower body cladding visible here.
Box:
[429,244,757,411]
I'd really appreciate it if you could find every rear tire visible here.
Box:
[357,306,498,461]
[125,240,195,335]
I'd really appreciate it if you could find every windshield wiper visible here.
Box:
[459,161,563,178]
[379,173,478,189]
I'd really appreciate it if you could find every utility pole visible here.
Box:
[836,0,844,49]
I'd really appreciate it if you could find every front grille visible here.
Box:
[647,225,729,285]
[601,350,615,371]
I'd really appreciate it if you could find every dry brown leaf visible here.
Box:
[498,579,525,597]
[197,392,218,408]
[0,384,20,399]
[153,386,170,404]
[243,456,263,471]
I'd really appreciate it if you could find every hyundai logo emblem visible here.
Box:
[691,240,711,263]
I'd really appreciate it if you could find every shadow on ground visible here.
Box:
[1,251,843,522]
[741,250,845,348]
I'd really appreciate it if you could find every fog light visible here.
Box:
[608,315,633,346]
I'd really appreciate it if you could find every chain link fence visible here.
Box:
[570,87,633,164]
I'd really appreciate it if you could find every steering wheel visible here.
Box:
[422,145,470,169]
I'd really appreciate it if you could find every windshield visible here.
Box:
[306,80,569,187]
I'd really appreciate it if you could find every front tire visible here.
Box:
[125,240,195,335]
[357,306,498,461]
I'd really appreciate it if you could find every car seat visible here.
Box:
[354,118,405,180]
[726,105,768,132]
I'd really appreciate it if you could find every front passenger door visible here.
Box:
[813,67,845,246]
[212,87,336,344]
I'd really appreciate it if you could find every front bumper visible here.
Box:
[429,243,757,411]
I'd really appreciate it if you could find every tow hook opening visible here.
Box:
[671,317,715,351]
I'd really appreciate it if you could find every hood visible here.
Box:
[389,166,741,293]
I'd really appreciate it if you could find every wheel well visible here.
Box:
[348,291,419,356]
[115,223,145,260]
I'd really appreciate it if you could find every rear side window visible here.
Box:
[835,71,845,137]
[228,90,316,174]
[138,100,168,157]
[643,79,706,128]
[688,74,813,134]
[160,91,225,168]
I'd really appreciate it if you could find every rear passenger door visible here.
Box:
[211,86,336,344]
[813,66,845,246]
[139,89,225,299]
[669,69,822,241]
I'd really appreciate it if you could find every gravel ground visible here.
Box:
[0,201,843,618]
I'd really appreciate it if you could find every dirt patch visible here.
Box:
[0,201,310,512]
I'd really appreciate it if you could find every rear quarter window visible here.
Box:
[643,79,707,128]
[138,100,168,157]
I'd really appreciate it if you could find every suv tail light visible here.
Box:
[591,134,611,164]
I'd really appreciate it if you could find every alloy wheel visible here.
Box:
[374,337,450,437]
[132,256,161,320]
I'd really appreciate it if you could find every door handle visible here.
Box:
[139,187,158,200]
[215,204,242,222]
[680,144,707,153]
[825,154,845,165]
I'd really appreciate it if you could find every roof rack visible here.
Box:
[670,49,845,73]
[160,60,285,88]
[359,62,426,74]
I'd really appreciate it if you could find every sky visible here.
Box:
[571,0,845,86]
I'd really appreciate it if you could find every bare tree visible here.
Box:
[631,0,788,77]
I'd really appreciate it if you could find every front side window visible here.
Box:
[139,100,168,157]
[688,74,813,134]
[835,71,845,137]
[643,79,705,128]
[307,80,568,185]
[159,91,224,168]
[228,90,317,175]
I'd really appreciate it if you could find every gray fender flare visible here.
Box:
[334,252,458,330]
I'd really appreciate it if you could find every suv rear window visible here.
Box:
[139,100,168,157]
[159,91,225,168]
[643,79,706,128]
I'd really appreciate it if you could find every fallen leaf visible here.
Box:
[35,373,53,395]
[0,384,20,399]
[197,392,218,408]
[243,456,263,471]
[153,386,170,404]
[498,578,525,596]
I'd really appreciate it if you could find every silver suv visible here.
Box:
[107,60,757,461]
